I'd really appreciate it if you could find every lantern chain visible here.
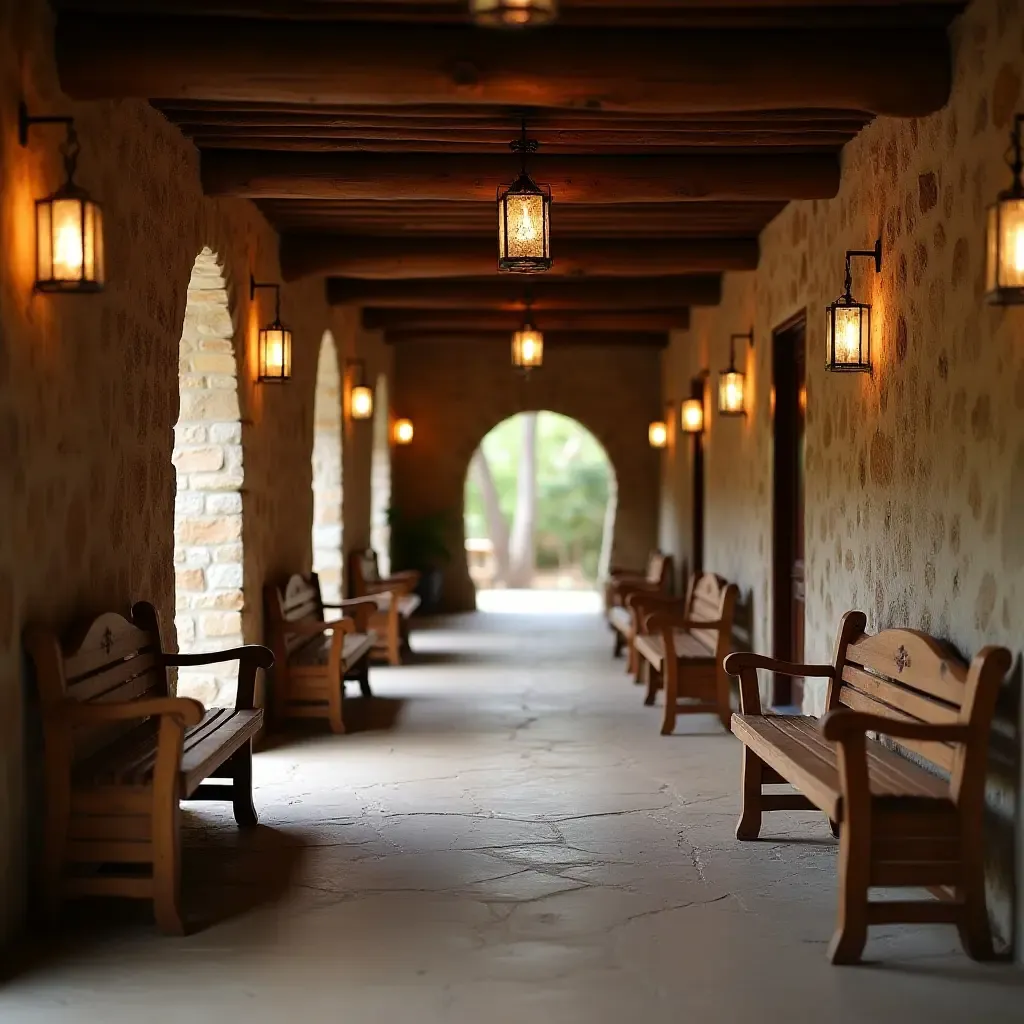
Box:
[509,118,539,173]
[1005,114,1024,197]
[59,121,81,186]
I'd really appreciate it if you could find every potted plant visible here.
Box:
[387,507,452,613]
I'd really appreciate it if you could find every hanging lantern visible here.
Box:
[393,418,414,445]
[498,121,552,274]
[250,275,293,383]
[19,103,104,293]
[512,322,544,371]
[469,0,558,28]
[348,359,374,419]
[825,240,881,373]
[986,113,1024,305]
[680,398,704,435]
[719,329,753,416]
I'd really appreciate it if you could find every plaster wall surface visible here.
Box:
[659,0,1023,950]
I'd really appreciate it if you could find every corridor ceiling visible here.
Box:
[53,0,964,347]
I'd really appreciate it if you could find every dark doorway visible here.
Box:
[691,376,706,575]
[771,312,806,709]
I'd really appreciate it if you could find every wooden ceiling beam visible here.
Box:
[385,328,670,347]
[363,308,690,331]
[203,151,840,203]
[56,18,950,118]
[281,234,757,280]
[327,275,721,309]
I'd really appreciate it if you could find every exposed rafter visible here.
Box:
[363,308,690,331]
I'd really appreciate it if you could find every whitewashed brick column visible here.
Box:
[369,374,392,576]
[171,248,244,706]
[312,332,344,603]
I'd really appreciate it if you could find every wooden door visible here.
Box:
[771,313,806,709]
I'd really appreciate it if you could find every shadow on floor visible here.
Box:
[259,696,407,751]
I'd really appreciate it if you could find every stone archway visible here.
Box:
[369,374,391,575]
[171,247,244,705]
[311,331,344,603]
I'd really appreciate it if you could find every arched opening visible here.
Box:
[369,373,391,575]
[311,331,344,603]
[464,411,617,613]
[171,247,244,704]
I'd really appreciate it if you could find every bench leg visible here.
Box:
[229,740,259,828]
[659,665,678,735]
[736,746,764,840]
[613,630,625,658]
[957,854,996,961]
[828,818,870,964]
[644,667,660,706]
[387,627,402,667]
[358,656,373,698]
[152,801,186,936]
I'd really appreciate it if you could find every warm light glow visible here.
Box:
[826,302,869,371]
[499,191,550,268]
[512,325,544,369]
[258,324,292,382]
[35,194,103,292]
[394,418,414,445]
[986,196,1024,301]
[351,384,374,419]
[648,421,668,448]
[470,0,558,27]
[680,398,704,434]
[719,370,746,416]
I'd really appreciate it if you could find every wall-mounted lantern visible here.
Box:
[498,120,552,274]
[393,418,414,445]
[648,416,669,449]
[680,371,709,434]
[19,102,104,293]
[347,359,374,419]
[825,239,881,373]
[470,0,558,28]
[986,113,1024,305]
[250,274,293,383]
[719,329,754,416]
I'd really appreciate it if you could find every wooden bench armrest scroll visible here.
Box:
[63,696,205,727]
[723,652,835,715]
[164,645,274,711]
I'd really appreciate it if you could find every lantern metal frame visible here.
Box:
[250,274,293,383]
[718,328,754,416]
[680,370,709,435]
[469,0,558,28]
[825,239,881,374]
[347,358,374,419]
[19,102,104,294]
[497,120,552,274]
[985,113,1024,305]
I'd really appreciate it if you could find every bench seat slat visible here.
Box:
[608,606,632,637]
[635,631,714,673]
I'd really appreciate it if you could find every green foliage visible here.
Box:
[465,412,613,582]
[388,506,453,572]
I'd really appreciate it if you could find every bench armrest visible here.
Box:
[164,644,274,711]
[645,612,727,633]
[281,619,355,637]
[320,596,380,631]
[821,710,969,745]
[722,652,835,715]
[65,696,205,727]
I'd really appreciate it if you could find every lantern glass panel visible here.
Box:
[351,384,374,419]
[680,398,704,434]
[512,327,544,369]
[36,193,104,291]
[259,325,292,382]
[648,421,668,448]
[985,196,1024,301]
[825,301,870,371]
[718,370,746,415]
[498,178,551,272]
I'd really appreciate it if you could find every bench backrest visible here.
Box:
[26,602,170,765]
[683,571,738,660]
[827,614,1010,797]
[349,549,380,596]
[264,574,326,662]
[646,551,672,588]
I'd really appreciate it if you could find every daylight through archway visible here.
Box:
[464,411,617,613]
[369,373,392,575]
[311,331,344,603]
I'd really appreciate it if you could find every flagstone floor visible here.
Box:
[4,611,1021,1022]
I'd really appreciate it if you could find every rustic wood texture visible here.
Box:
[24,602,272,934]
[347,550,421,666]
[384,329,670,348]
[604,551,674,667]
[724,612,1012,964]
[363,309,691,333]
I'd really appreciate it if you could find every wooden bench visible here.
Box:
[348,548,421,666]
[725,610,1011,964]
[605,550,673,659]
[264,573,379,734]
[25,601,273,935]
[634,571,738,734]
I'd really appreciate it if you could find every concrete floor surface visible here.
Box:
[3,612,1022,1022]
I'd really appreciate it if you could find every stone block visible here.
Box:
[174,491,205,517]
[190,471,244,492]
[178,389,240,424]
[174,614,196,644]
[199,610,242,637]
[174,423,207,445]
[190,353,237,376]
[198,339,234,354]
[178,516,242,545]
[205,491,242,515]
[175,568,205,592]
[209,422,242,445]
[172,445,224,473]
[206,562,243,589]
[190,589,244,611]
[212,543,244,563]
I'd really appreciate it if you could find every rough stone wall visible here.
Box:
[660,0,1023,950]
[0,0,387,939]
[391,340,662,611]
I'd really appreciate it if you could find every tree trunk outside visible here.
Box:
[470,448,510,585]
[507,412,538,588]
[597,470,617,582]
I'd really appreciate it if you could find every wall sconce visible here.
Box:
[512,300,544,371]
[498,120,552,274]
[719,329,754,416]
[825,239,881,373]
[648,415,669,449]
[986,113,1024,305]
[680,371,708,434]
[19,102,104,293]
[348,359,374,419]
[470,0,558,27]
[250,274,292,382]
[393,418,414,445]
